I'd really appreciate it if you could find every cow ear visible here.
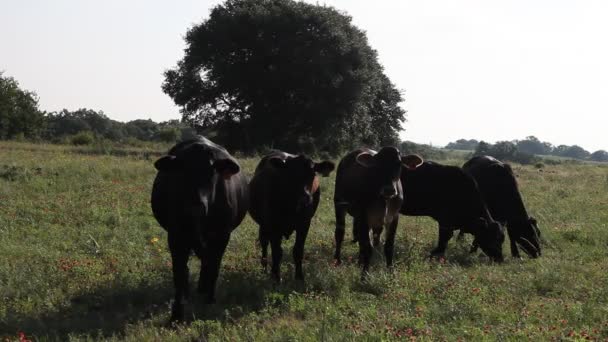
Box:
[154,155,178,171]
[355,152,375,167]
[314,161,335,177]
[268,157,286,169]
[214,159,240,179]
[401,154,423,170]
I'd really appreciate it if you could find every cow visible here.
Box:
[248,151,335,282]
[333,147,424,276]
[150,136,249,321]
[462,155,541,258]
[400,161,505,262]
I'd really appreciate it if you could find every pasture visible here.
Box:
[1,141,607,341]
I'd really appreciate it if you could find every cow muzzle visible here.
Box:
[296,191,313,212]
[196,190,209,217]
[380,185,397,199]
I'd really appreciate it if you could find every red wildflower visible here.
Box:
[18,331,32,342]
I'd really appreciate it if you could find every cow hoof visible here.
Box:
[333,259,342,266]
[197,283,209,295]
[261,258,268,271]
[271,274,282,284]
[429,253,446,262]
[169,308,184,324]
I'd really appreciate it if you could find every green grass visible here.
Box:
[1,141,608,341]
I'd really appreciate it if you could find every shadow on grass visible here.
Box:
[0,280,172,339]
[308,233,500,270]
[0,269,290,340]
[1,238,505,339]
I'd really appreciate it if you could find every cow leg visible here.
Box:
[168,232,190,322]
[355,217,372,277]
[469,235,480,253]
[293,220,310,281]
[259,227,270,272]
[270,235,283,283]
[372,226,383,247]
[198,233,230,304]
[334,202,347,264]
[384,217,398,269]
[507,226,521,258]
[431,225,453,257]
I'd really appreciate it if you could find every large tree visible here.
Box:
[515,136,553,155]
[162,0,405,153]
[0,72,45,139]
[590,150,608,162]
[445,138,479,150]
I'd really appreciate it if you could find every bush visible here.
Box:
[474,141,540,165]
[156,128,180,143]
[70,131,94,145]
[400,141,446,160]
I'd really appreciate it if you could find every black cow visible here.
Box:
[248,151,335,282]
[400,161,505,262]
[333,147,423,275]
[462,155,541,258]
[151,137,249,321]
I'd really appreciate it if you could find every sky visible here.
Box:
[1,0,607,151]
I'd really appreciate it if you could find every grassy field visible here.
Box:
[1,141,607,341]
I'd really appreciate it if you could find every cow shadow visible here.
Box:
[0,269,282,340]
[302,231,493,272]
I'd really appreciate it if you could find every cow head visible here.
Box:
[512,217,542,258]
[154,144,240,216]
[356,147,423,200]
[269,155,335,211]
[474,218,505,262]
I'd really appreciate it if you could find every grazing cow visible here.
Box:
[462,155,541,258]
[400,161,505,262]
[249,151,335,282]
[151,137,249,321]
[333,147,423,275]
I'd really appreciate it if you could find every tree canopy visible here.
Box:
[590,150,608,162]
[474,140,538,164]
[445,139,479,150]
[162,0,405,154]
[448,136,601,162]
[515,136,553,155]
[0,72,45,139]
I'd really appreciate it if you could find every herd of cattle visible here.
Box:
[150,136,541,321]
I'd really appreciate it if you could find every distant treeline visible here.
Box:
[446,137,608,163]
[0,72,194,146]
[2,72,606,162]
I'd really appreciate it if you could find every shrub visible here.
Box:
[70,131,95,145]
[155,127,180,143]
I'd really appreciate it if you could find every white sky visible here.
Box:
[1,0,607,151]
